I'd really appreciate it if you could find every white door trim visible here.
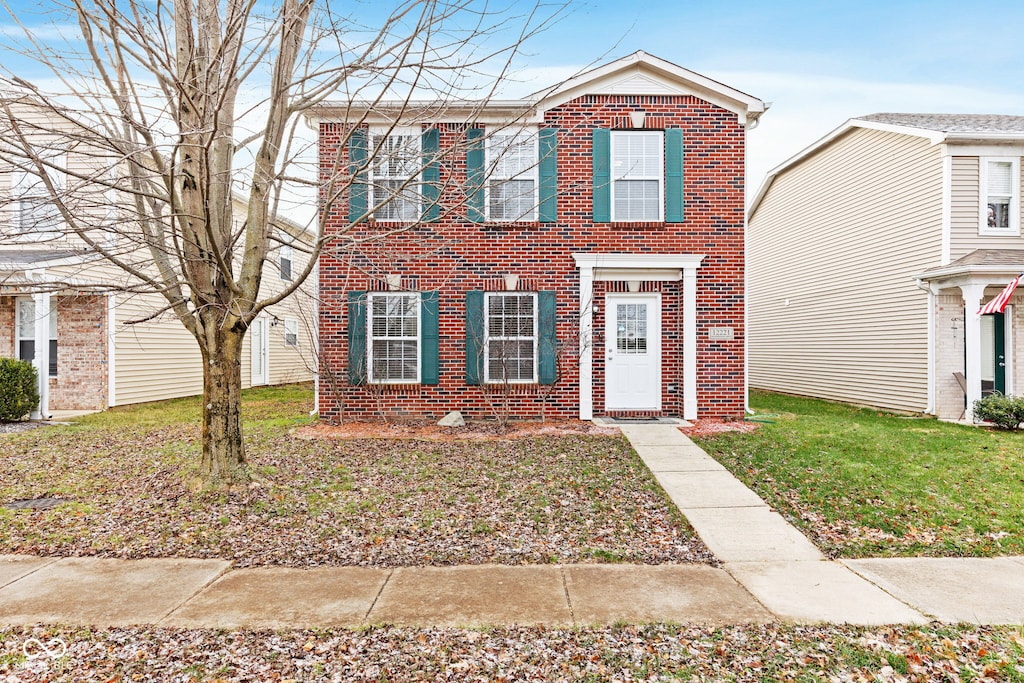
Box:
[250,316,269,386]
[605,292,661,411]
[573,253,704,420]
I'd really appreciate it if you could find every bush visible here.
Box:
[973,393,1024,430]
[0,358,39,422]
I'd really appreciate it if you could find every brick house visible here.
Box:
[311,52,765,422]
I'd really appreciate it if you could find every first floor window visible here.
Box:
[283,318,298,347]
[485,292,537,383]
[17,298,57,376]
[368,292,420,383]
[982,157,1020,234]
[611,131,663,221]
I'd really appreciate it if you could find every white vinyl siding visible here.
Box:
[11,149,66,240]
[368,292,420,383]
[611,131,663,221]
[487,131,537,221]
[949,157,1024,259]
[748,127,944,413]
[370,131,421,222]
[484,292,537,383]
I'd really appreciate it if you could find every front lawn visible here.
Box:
[692,391,1024,558]
[0,384,709,566]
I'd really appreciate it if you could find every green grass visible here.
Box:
[691,390,1024,558]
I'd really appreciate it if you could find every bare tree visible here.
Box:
[0,0,560,485]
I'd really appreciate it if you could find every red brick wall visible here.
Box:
[318,94,746,421]
[50,295,107,411]
[0,298,13,358]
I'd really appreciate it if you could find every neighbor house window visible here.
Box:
[484,292,537,383]
[11,149,66,240]
[370,130,421,221]
[279,242,293,281]
[487,130,537,221]
[17,298,57,376]
[981,157,1020,235]
[611,131,663,222]
[283,319,298,347]
[368,292,420,383]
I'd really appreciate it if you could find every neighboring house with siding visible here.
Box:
[0,105,316,416]
[747,113,1024,421]
[311,51,765,422]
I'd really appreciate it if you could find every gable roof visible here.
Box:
[309,51,765,125]
[749,112,1024,218]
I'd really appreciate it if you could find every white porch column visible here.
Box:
[31,290,51,420]
[577,263,595,420]
[683,266,699,421]
[961,283,986,422]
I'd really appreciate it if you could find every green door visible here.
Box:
[994,312,1006,395]
[981,312,1006,395]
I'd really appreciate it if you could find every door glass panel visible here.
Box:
[981,315,995,383]
[616,303,647,353]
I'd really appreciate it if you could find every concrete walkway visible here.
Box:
[2,425,1023,628]
[622,424,1024,626]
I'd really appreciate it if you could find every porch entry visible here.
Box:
[604,293,661,411]
[250,317,269,386]
[980,312,1006,395]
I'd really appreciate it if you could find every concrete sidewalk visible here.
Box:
[2,425,1023,629]
[621,424,1024,626]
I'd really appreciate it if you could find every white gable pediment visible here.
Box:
[604,72,684,96]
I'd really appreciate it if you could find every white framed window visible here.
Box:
[484,292,537,383]
[17,298,57,377]
[11,149,67,240]
[487,130,537,221]
[370,129,421,222]
[283,318,298,347]
[279,242,293,281]
[981,157,1020,235]
[368,292,420,383]
[611,131,663,222]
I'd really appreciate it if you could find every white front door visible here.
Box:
[605,294,661,411]
[250,317,268,386]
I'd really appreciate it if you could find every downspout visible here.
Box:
[106,293,116,408]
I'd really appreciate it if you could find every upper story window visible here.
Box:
[485,292,538,383]
[368,292,420,383]
[981,157,1020,235]
[17,298,57,377]
[279,242,293,281]
[11,149,66,240]
[487,130,537,221]
[611,131,663,222]
[370,130,421,222]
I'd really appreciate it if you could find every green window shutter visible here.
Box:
[422,128,440,222]
[538,291,557,385]
[421,291,439,385]
[465,290,484,384]
[592,128,611,222]
[466,128,485,223]
[347,291,367,385]
[538,128,558,222]
[348,129,368,223]
[665,128,684,223]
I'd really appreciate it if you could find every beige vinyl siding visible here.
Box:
[748,128,944,412]
[112,291,204,405]
[949,156,1024,259]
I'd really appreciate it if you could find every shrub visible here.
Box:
[0,357,40,422]
[973,393,1024,430]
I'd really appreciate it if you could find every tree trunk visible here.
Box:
[199,325,248,485]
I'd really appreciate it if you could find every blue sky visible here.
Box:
[3,0,1024,202]
[513,0,1024,196]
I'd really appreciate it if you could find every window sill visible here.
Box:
[979,226,1021,237]
[598,221,667,229]
[480,221,541,230]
